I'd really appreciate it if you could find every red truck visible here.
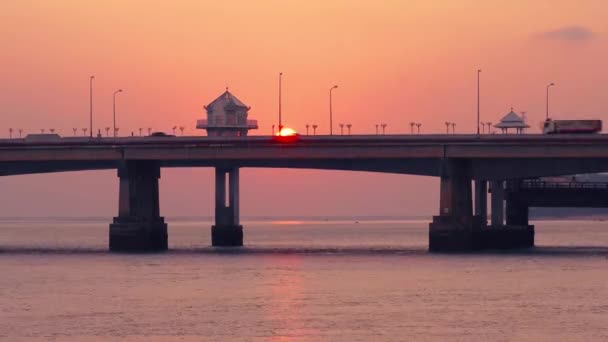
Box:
[543,119,602,134]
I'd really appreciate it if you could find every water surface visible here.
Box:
[1,218,607,341]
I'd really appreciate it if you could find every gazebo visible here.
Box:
[494,108,529,134]
[196,89,258,137]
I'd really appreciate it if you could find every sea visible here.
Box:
[1,217,607,341]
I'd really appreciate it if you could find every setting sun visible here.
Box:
[276,127,298,136]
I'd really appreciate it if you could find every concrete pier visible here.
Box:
[474,180,488,225]
[429,160,479,251]
[429,162,534,251]
[109,160,168,251]
[485,179,534,249]
[490,180,504,226]
[212,167,243,246]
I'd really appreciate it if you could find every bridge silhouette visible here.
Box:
[2,134,608,252]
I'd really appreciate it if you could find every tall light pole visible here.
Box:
[477,69,481,135]
[278,72,283,132]
[329,85,338,135]
[113,89,123,137]
[546,82,555,121]
[89,75,95,138]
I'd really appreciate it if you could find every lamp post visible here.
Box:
[113,89,123,137]
[546,82,555,120]
[375,124,379,135]
[381,123,387,135]
[18,129,23,138]
[312,124,318,135]
[347,124,352,135]
[416,123,422,134]
[340,123,344,135]
[105,127,110,136]
[329,85,338,135]
[89,75,94,138]
[445,122,450,134]
[451,122,456,134]
[410,122,415,134]
[306,124,310,135]
[272,124,275,136]
[278,72,283,132]
[9,128,13,138]
[477,69,481,135]
[73,128,77,136]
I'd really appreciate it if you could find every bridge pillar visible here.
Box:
[429,160,481,251]
[490,180,504,226]
[212,167,243,246]
[109,160,168,252]
[482,180,534,248]
[474,180,488,225]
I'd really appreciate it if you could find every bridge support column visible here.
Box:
[212,167,243,246]
[482,180,534,248]
[109,160,168,252]
[474,180,488,225]
[491,180,504,226]
[429,160,481,251]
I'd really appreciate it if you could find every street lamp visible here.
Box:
[9,128,13,138]
[416,123,422,134]
[340,123,344,135]
[486,122,492,134]
[381,123,387,135]
[312,124,318,135]
[73,128,77,136]
[89,75,94,138]
[306,124,310,135]
[272,124,275,135]
[477,69,481,135]
[113,89,123,137]
[451,122,456,134]
[347,124,352,135]
[329,85,338,135]
[278,72,283,132]
[445,122,451,134]
[18,129,23,138]
[147,128,152,136]
[82,128,87,136]
[410,122,415,134]
[546,82,555,120]
[375,124,379,135]
[179,127,185,136]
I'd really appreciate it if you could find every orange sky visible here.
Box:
[1,1,607,217]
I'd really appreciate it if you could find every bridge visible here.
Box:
[2,134,608,251]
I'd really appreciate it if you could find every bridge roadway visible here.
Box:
[1,134,607,251]
[2,134,608,178]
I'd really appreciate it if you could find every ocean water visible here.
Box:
[1,218,608,341]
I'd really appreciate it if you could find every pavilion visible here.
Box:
[494,108,529,134]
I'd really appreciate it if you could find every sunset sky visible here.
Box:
[1,1,607,217]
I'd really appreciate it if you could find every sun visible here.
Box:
[276,127,298,136]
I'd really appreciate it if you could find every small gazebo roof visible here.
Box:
[205,89,249,111]
[494,109,530,129]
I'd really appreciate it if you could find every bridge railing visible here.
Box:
[520,179,608,190]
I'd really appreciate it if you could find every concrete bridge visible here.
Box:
[3,134,608,251]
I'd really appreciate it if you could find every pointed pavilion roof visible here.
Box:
[205,89,249,112]
[494,108,530,128]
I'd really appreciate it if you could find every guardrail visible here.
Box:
[196,119,258,128]
[521,180,608,190]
